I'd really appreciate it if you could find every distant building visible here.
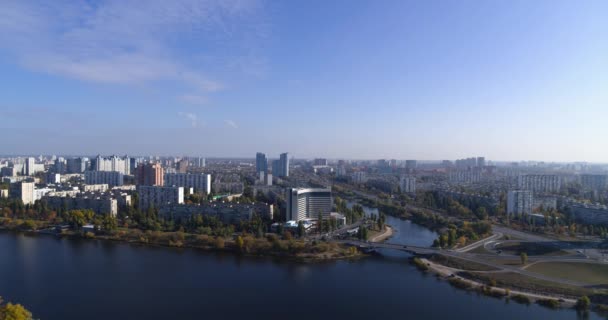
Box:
[1,167,18,177]
[273,153,289,177]
[47,173,61,184]
[158,202,273,223]
[581,174,608,191]
[567,202,608,225]
[25,157,36,176]
[400,176,416,193]
[405,160,417,171]
[83,184,109,192]
[194,157,206,168]
[44,192,118,216]
[507,190,533,216]
[9,181,35,205]
[177,160,189,173]
[256,152,268,174]
[449,170,482,184]
[138,185,184,211]
[518,175,560,193]
[164,173,212,194]
[313,158,328,166]
[95,155,130,175]
[136,163,164,186]
[477,157,486,167]
[286,188,332,221]
[85,171,124,187]
[352,171,368,184]
[66,157,87,173]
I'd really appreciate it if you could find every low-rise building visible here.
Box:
[43,192,118,216]
[83,184,109,192]
[158,201,272,223]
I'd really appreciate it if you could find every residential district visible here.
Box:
[2,153,608,313]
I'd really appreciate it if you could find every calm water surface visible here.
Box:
[0,207,599,319]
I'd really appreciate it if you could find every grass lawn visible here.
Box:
[459,271,595,297]
[526,262,608,285]
[430,254,499,271]
[496,242,568,256]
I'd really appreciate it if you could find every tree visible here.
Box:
[576,296,590,310]
[317,212,323,234]
[215,237,225,249]
[102,215,118,233]
[0,297,33,320]
[358,226,369,241]
[520,252,528,265]
[297,221,305,238]
[283,231,293,241]
[236,236,244,252]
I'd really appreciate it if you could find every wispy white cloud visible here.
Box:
[178,112,199,127]
[224,119,238,128]
[0,0,264,95]
[178,94,209,106]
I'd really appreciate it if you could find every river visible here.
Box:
[0,206,600,319]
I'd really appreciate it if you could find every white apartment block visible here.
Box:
[164,173,212,194]
[85,171,124,187]
[518,175,560,193]
[400,176,416,193]
[138,185,184,211]
[95,155,130,175]
[507,190,534,216]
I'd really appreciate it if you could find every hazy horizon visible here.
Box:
[1,0,607,162]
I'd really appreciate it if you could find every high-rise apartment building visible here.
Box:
[507,190,533,216]
[313,158,328,166]
[10,181,35,205]
[177,160,189,173]
[405,160,417,171]
[85,171,124,187]
[138,185,184,211]
[400,176,416,193]
[256,152,268,174]
[273,152,289,177]
[518,175,560,193]
[25,157,36,176]
[581,174,608,191]
[95,155,130,175]
[66,157,86,173]
[286,188,332,221]
[164,173,212,194]
[136,163,164,186]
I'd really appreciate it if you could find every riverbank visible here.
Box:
[419,257,577,307]
[0,223,364,263]
[370,225,393,243]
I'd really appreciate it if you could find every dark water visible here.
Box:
[0,213,599,319]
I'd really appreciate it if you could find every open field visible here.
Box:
[458,271,597,298]
[429,254,499,271]
[526,262,608,285]
[495,242,568,256]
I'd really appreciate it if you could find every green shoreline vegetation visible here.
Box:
[0,194,365,261]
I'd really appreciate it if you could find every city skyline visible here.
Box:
[1,0,608,162]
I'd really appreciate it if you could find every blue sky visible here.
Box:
[1,0,607,161]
